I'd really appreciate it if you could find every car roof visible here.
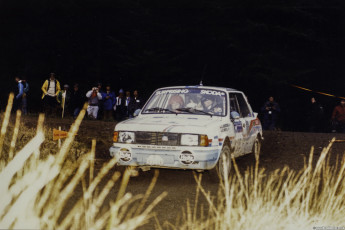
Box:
[156,85,241,92]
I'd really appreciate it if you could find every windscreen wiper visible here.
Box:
[193,109,213,117]
[176,107,213,117]
[175,107,194,114]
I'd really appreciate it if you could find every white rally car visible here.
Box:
[109,86,263,177]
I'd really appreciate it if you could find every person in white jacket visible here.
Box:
[86,87,102,119]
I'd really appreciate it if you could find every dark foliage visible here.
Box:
[0,0,344,130]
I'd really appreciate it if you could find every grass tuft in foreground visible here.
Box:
[0,93,166,230]
[176,140,345,230]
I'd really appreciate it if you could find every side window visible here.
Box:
[235,93,251,118]
[229,93,251,118]
[229,94,240,113]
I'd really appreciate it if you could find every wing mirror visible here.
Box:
[133,109,141,117]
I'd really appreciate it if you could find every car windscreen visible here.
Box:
[142,88,227,116]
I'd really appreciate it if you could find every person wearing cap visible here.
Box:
[331,99,345,133]
[114,89,126,121]
[41,73,61,116]
[58,84,71,117]
[101,85,116,121]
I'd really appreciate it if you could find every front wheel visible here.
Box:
[214,143,232,181]
[252,135,262,161]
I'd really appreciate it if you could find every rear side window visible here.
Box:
[229,93,252,118]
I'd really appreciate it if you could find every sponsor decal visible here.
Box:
[200,90,225,96]
[156,89,189,95]
[220,123,230,132]
[233,121,243,133]
[248,118,261,133]
[213,136,219,146]
[179,151,195,165]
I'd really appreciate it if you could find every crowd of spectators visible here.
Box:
[11,73,345,133]
[13,73,144,122]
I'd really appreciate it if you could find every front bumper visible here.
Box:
[109,144,220,170]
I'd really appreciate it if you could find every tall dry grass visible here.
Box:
[0,93,166,230]
[176,140,345,230]
[2,92,345,230]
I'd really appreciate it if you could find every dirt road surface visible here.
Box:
[22,116,345,229]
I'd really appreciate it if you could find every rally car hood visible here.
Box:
[115,115,224,134]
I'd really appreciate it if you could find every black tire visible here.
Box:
[210,142,232,181]
[252,135,262,161]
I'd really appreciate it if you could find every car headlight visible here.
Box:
[181,134,199,146]
[118,131,135,143]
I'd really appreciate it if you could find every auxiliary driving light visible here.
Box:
[118,148,132,162]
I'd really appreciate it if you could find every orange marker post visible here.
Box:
[53,128,68,141]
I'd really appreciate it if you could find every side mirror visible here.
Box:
[230,111,240,120]
[133,109,141,117]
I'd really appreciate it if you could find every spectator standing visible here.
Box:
[58,84,71,118]
[128,90,143,117]
[69,84,85,119]
[22,77,29,115]
[114,89,126,121]
[14,77,24,112]
[41,73,61,116]
[331,99,345,133]
[86,86,102,119]
[307,97,324,132]
[261,96,281,130]
[97,83,104,120]
[101,85,116,121]
[125,90,131,118]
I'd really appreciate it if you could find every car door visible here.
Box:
[232,92,256,154]
[229,93,247,156]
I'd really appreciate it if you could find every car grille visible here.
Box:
[135,132,179,146]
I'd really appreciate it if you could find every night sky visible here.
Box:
[1,0,344,131]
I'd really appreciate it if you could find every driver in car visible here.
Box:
[168,95,184,112]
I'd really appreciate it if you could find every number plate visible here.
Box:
[146,155,164,166]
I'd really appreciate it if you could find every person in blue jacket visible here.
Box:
[101,85,116,120]
[261,96,281,130]
[14,77,24,112]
